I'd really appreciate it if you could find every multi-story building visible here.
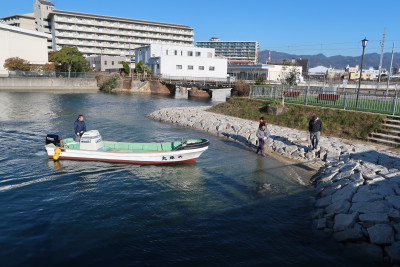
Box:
[196,37,259,65]
[135,44,227,80]
[0,23,50,76]
[30,0,194,59]
[86,55,125,72]
[0,13,36,31]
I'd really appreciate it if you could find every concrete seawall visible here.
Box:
[0,78,98,90]
[148,106,400,264]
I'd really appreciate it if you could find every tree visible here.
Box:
[52,47,89,77]
[255,75,266,85]
[134,60,151,74]
[3,57,31,71]
[234,79,250,96]
[122,61,130,75]
[41,63,56,72]
[284,66,301,86]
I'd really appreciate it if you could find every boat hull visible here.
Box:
[45,146,208,165]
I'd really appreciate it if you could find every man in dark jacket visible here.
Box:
[309,115,322,150]
[74,115,86,142]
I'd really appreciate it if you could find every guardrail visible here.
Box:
[250,85,400,116]
[7,71,96,78]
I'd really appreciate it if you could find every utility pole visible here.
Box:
[386,42,395,95]
[378,28,386,84]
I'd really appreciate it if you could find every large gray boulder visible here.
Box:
[350,200,392,214]
[325,200,351,214]
[386,195,400,209]
[352,191,383,203]
[333,213,358,232]
[359,213,389,224]
[332,224,365,242]
[367,224,394,245]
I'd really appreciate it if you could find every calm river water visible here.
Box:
[0,91,374,266]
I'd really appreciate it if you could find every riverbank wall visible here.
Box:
[148,106,400,264]
[0,77,98,90]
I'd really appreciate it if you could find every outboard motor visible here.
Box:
[46,134,60,146]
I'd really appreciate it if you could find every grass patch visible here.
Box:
[208,97,386,140]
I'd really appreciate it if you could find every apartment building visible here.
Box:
[0,13,36,31]
[135,44,227,80]
[196,37,259,64]
[31,0,194,59]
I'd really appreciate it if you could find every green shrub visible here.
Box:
[100,74,120,91]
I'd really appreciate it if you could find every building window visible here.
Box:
[104,61,107,65]
[174,50,178,55]
[112,61,114,65]
[199,66,204,71]
[209,66,215,71]
[187,51,193,56]
[188,65,193,70]
[207,52,212,58]
[176,65,182,69]
[195,52,201,57]
[166,50,168,55]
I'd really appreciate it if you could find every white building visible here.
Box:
[0,23,50,76]
[228,64,303,82]
[308,66,328,76]
[86,55,125,72]
[135,44,228,80]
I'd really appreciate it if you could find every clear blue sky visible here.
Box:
[2,0,399,56]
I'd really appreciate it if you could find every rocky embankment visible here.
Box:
[148,106,400,264]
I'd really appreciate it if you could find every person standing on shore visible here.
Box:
[259,117,265,129]
[74,115,86,142]
[309,115,322,150]
[256,123,270,157]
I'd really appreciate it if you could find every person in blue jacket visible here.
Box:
[74,115,86,142]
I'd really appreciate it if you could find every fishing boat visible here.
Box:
[45,130,209,164]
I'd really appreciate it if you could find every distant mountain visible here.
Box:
[258,50,400,70]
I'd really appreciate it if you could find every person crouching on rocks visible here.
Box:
[256,123,270,157]
[309,115,322,150]
[74,114,86,142]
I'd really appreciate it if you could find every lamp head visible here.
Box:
[362,38,368,48]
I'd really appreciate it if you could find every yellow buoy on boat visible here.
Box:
[53,148,61,161]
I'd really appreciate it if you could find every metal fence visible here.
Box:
[250,85,400,116]
[8,71,96,78]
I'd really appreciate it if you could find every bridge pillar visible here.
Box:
[209,88,232,102]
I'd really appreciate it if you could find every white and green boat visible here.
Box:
[45,130,209,164]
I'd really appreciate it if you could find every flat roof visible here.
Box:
[50,9,193,30]
[1,12,35,20]
[39,0,55,7]
[0,23,50,39]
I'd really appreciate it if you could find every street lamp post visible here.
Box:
[356,38,368,107]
